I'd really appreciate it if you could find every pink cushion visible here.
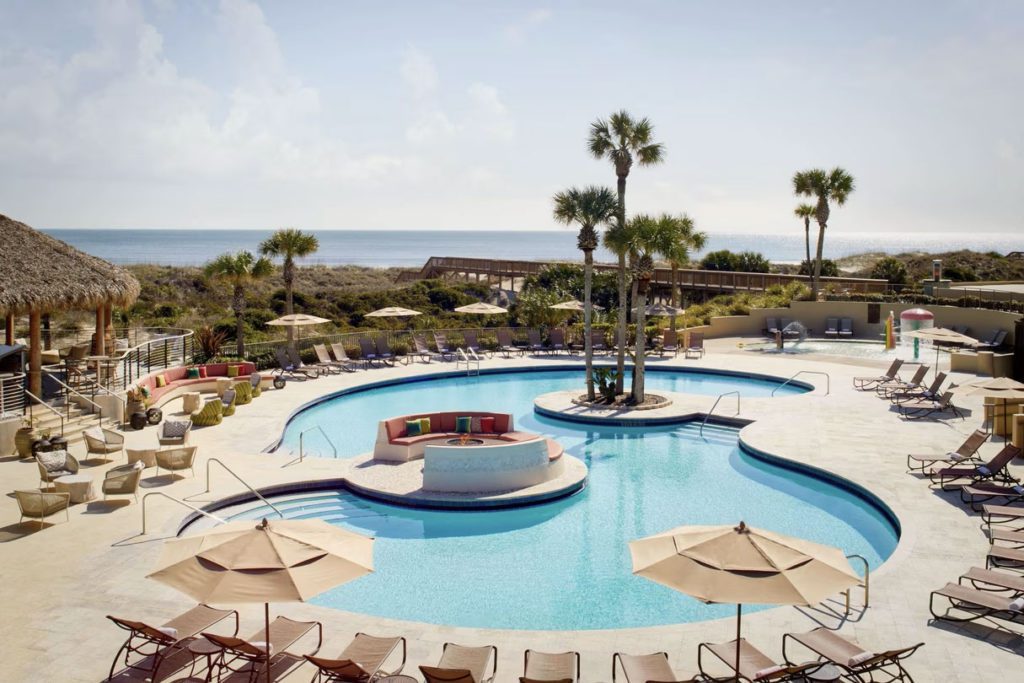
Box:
[498,431,535,442]
[391,434,444,446]
[385,411,513,442]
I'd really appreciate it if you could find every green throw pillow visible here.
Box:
[455,416,472,434]
[227,364,240,378]
[419,417,431,434]
[405,419,423,437]
[186,367,201,379]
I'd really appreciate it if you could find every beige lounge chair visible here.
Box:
[412,335,440,363]
[158,419,192,446]
[685,331,705,359]
[203,615,323,681]
[981,504,1024,530]
[106,604,239,681]
[853,359,903,390]
[420,643,497,683]
[898,390,964,421]
[930,581,1024,627]
[612,651,701,683]
[698,638,824,682]
[84,426,125,462]
[782,628,921,682]
[659,329,679,357]
[155,446,198,478]
[36,449,80,486]
[905,429,987,473]
[876,364,928,398]
[522,649,579,683]
[988,544,1024,571]
[823,317,839,338]
[957,566,1024,593]
[330,342,362,371]
[315,343,350,373]
[305,632,407,682]
[961,481,1024,511]
[496,329,524,357]
[15,489,70,527]
[102,463,143,502]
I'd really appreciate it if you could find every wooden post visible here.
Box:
[94,306,105,355]
[29,310,41,396]
[104,303,114,349]
[4,314,13,346]
[42,314,51,349]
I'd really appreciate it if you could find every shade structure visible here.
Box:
[364,307,422,318]
[952,377,1024,440]
[902,327,978,376]
[265,314,332,327]
[629,521,860,679]
[148,518,373,683]
[454,302,508,315]
[549,300,604,312]
[644,303,685,317]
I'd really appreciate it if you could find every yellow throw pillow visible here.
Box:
[155,375,167,388]
[419,417,431,434]
[227,365,240,378]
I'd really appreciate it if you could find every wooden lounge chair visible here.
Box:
[906,429,987,473]
[823,317,839,338]
[781,628,921,683]
[928,444,1021,490]
[412,335,440,363]
[106,604,239,682]
[84,426,125,462]
[548,328,568,355]
[289,346,329,376]
[15,489,70,527]
[305,632,407,683]
[314,343,348,374]
[102,463,143,502]
[929,581,1024,626]
[897,390,963,421]
[697,638,824,682]
[433,333,457,362]
[838,317,853,337]
[155,446,198,478]
[522,649,579,683]
[496,329,523,358]
[526,328,548,354]
[659,329,679,357]
[685,331,705,359]
[853,359,903,390]
[876,364,928,399]
[611,651,700,683]
[890,372,946,405]
[420,642,497,683]
[35,449,80,487]
[275,347,317,381]
[329,342,361,371]
[375,337,398,366]
[203,615,323,682]
[463,330,490,358]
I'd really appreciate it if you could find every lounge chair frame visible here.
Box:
[697,638,823,682]
[685,331,705,359]
[611,651,699,683]
[496,329,524,358]
[853,359,903,391]
[274,347,316,382]
[897,390,963,421]
[421,642,498,683]
[929,581,1024,626]
[782,628,921,683]
[523,649,580,683]
[905,429,986,473]
[313,343,348,374]
[305,632,407,683]
[433,333,457,362]
[204,615,323,683]
[928,444,1020,491]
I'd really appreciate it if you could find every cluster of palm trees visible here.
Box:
[792,168,855,299]
[554,111,707,404]
[204,228,320,356]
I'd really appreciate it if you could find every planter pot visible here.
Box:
[129,412,148,431]
[0,417,22,457]
[14,426,35,459]
[32,437,52,455]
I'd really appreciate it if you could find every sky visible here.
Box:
[0,0,1021,235]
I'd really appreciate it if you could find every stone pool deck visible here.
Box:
[1,339,1021,682]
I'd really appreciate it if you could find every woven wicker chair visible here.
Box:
[190,399,223,426]
[83,427,125,462]
[36,449,80,487]
[234,381,253,406]
[15,490,70,527]
[221,388,237,417]
[249,372,262,398]
[158,420,192,446]
[102,463,143,502]
[155,446,197,478]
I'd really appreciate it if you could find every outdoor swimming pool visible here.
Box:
[203,369,898,630]
[742,339,928,361]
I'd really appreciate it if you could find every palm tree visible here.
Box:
[622,214,666,403]
[259,228,320,349]
[589,111,664,394]
[658,213,707,329]
[553,185,619,401]
[204,251,274,357]
[792,168,855,298]
[794,204,816,278]
[602,221,631,395]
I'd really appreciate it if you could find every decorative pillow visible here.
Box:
[470,416,483,433]
[186,367,201,379]
[227,365,240,378]
[1010,596,1024,612]
[977,465,992,476]
[418,417,431,434]
[198,366,208,378]
[405,419,423,437]
[753,665,786,681]
[479,416,496,433]
[847,651,876,667]
[163,420,190,438]
[37,449,68,473]
[156,626,179,639]
[455,416,472,434]
[155,374,167,388]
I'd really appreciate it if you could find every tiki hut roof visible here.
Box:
[0,214,141,315]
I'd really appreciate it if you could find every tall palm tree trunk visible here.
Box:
[584,249,595,401]
[284,257,295,349]
[633,282,647,403]
[803,217,812,279]
[812,221,827,299]
[615,176,627,395]
[233,283,246,357]
[669,263,679,330]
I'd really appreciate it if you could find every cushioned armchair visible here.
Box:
[158,419,192,446]
[102,463,143,502]
[15,490,70,527]
[83,427,125,462]
[249,372,262,398]
[190,399,223,426]
[155,446,197,478]
[234,381,253,406]
[36,449,80,487]
[221,388,237,417]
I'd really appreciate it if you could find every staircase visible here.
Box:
[27,397,108,448]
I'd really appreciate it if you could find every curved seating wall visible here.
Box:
[138,362,259,408]
[422,437,565,493]
[374,411,526,463]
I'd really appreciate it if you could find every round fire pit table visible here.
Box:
[446,438,484,446]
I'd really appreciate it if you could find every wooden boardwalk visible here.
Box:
[396,255,889,295]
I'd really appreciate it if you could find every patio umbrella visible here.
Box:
[148,518,374,683]
[364,307,422,318]
[454,302,508,315]
[549,300,604,312]
[952,377,1024,440]
[902,327,977,376]
[629,521,860,680]
[644,303,685,318]
[266,314,331,352]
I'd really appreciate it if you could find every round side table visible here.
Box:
[182,392,202,414]
[215,377,233,397]
[54,474,96,504]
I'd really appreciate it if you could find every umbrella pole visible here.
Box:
[265,602,271,683]
[735,603,742,683]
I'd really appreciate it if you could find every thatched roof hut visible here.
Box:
[0,213,140,315]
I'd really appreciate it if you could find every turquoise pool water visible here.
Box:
[210,369,898,630]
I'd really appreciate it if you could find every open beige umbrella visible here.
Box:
[644,303,685,317]
[952,377,1024,440]
[629,521,860,679]
[454,302,508,315]
[364,307,422,318]
[549,300,604,312]
[902,327,977,376]
[148,518,373,683]
[265,314,332,327]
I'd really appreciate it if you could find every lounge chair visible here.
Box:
[611,651,700,683]
[764,317,780,337]
[591,329,609,355]
[838,317,853,337]
[974,329,1008,350]
[961,481,1024,511]
[275,347,318,381]
[781,628,921,683]
[876,364,928,399]
[290,346,330,376]
[988,544,1024,571]
[15,489,70,527]
[549,328,568,355]
[685,331,705,359]
[158,419,192,446]
[823,317,839,338]
[102,462,143,502]
[698,638,824,682]
[496,329,523,358]
[220,387,237,417]
[463,330,490,357]
[375,336,398,366]
[315,343,349,373]
[433,333,457,362]
[305,632,407,683]
[190,398,223,426]
[889,372,946,405]
[522,649,579,683]
[155,445,198,478]
[929,581,1024,626]
[981,504,1024,530]
[35,449,80,487]
[958,565,1024,593]
[106,604,239,682]
[526,328,548,354]
[853,359,903,390]
[780,318,799,338]
[329,342,361,371]
[84,426,125,462]
[906,429,987,473]
[359,337,383,367]
[659,329,679,357]
[928,444,1021,490]
[203,615,323,682]
[420,642,497,683]
[412,335,440,363]
[897,390,963,421]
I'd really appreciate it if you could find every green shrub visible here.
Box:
[871,257,909,285]
[700,250,738,271]
[798,259,839,277]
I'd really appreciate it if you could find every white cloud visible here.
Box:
[406,110,458,144]
[467,83,515,140]
[504,8,553,43]
[399,45,439,98]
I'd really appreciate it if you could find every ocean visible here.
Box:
[41,229,1021,268]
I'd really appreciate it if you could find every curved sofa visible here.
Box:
[374,411,534,463]
[138,362,260,409]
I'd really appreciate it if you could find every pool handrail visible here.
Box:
[843,553,870,616]
[457,347,481,375]
[699,391,741,437]
[772,370,830,396]
[295,425,338,464]
[142,491,224,535]
[203,457,284,519]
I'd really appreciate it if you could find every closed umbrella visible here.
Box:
[148,518,374,683]
[902,327,977,376]
[629,521,861,680]
[952,377,1024,441]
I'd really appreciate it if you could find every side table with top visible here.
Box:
[54,473,96,504]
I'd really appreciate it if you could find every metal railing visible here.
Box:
[141,491,225,535]
[114,328,195,392]
[294,425,338,464]
[41,368,109,428]
[699,390,741,437]
[772,370,831,397]
[457,348,481,375]
[204,458,283,519]
[843,554,871,615]
[25,390,65,436]
[0,371,26,415]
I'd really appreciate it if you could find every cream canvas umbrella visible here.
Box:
[148,518,374,683]
[266,314,331,352]
[952,376,1024,441]
[364,307,422,318]
[454,302,508,315]
[902,327,977,376]
[629,521,861,679]
[549,300,604,312]
[644,303,685,317]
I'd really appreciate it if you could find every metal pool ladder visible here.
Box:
[772,370,830,396]
[699,390,741,437]
[843,554,871,615]
[203,458,284,519]
[294,425,338,464]
[457,348,481,375]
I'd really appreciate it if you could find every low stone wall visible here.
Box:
[421,437,563,493]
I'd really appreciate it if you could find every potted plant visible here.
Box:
[126,384,150,416]
[3,413,32,458]
[31,428,53,455]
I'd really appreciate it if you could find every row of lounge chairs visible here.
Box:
[823,317,854,338]
[853,359,963,420]
[107,603,920,683]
